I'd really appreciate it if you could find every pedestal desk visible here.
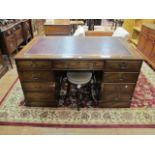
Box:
[15,36,143,108]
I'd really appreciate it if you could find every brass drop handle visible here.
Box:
[50,83,55,88]
[33,77,39,80]
[120,62,127,69]
[124,85,128,89]
[32,73,40,80]
[119,74,124,81]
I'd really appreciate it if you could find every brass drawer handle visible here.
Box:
[119,74,124,81]
[50,83,55,88]
[33,77,39,80]
[124,85,128,89]
[119,62,127,69]
[32,73,40,80]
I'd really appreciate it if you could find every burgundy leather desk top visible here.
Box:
[15,36,143,59]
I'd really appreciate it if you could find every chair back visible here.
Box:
[73,26,85,36]
[112,27,129,40]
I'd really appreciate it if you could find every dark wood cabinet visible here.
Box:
[137,24,155,69]
[0,20,33,67]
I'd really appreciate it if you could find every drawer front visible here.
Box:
[99,101,130,108]
[52,60,104,70]
[19,71,54,82]
[104,60,142,72]
[22,82,55,91]
[102,84,135,102]
[25,92,55,102]
[26,101,57,107]
[17,60,52,70]
[103,72,139,83]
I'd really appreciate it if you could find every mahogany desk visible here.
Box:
[15,36,143,108]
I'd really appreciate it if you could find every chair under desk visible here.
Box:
[15,36,143,108]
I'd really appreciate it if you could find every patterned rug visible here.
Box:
[0,62,155,128]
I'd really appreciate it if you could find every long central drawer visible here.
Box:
[52,60,104,70]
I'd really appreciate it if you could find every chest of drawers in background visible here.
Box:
[16,59,142,108]
[0,20,33,55]
[137,24,155,69]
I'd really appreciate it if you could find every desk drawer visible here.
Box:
[19,71,54,82]
[25,92,55,102]
[52,60,104,70]
[22,82,55,91]
[17,60,52,70]
[102,84,135,102]
[103,72,139,83]
[104,60,142,72]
